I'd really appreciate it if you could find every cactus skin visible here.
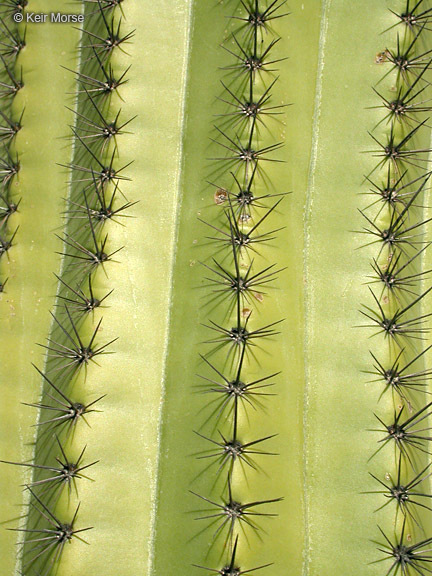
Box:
[48,2,195,575]
[1,1,195,575]
[0,2,81,573]
[152,2,320,575]
[305,1,432,574]
[1,1,432,576]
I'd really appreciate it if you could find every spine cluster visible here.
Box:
[0,1,25,292]
[360,2,432,572]
[193,1,288,572]
[1,2,135,575]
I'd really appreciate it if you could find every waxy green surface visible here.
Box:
[2,1,432,575]
[37,1,195,575]
[304,1,432,574]
[152,1,321,574]
[0,1,80,572]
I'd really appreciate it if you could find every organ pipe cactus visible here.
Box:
[1,1,432,575]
